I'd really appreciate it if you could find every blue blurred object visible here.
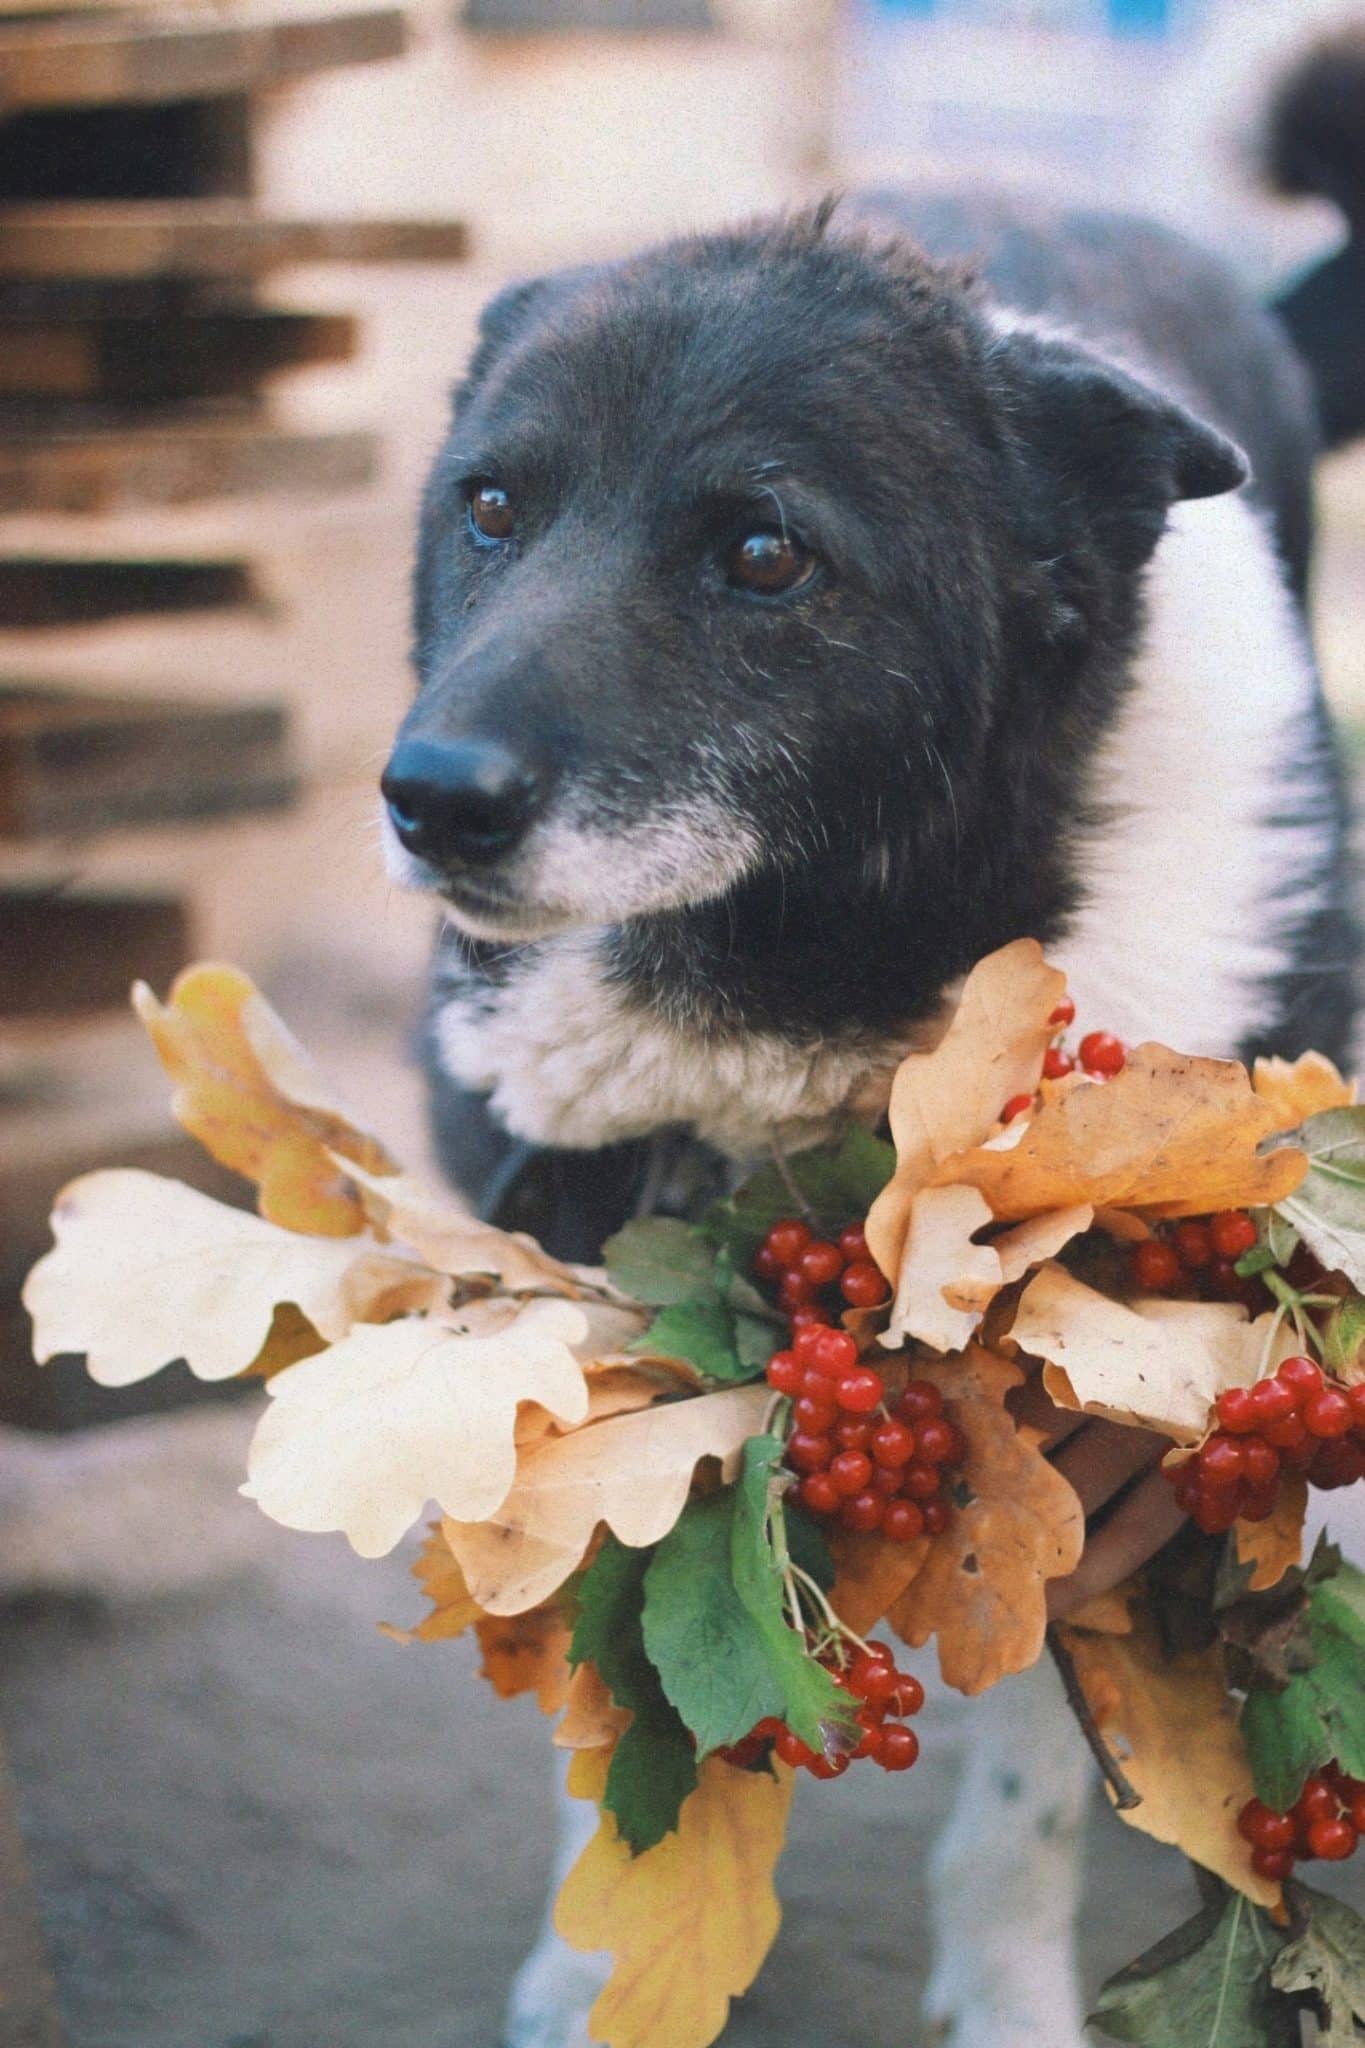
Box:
[869,0,1176,32]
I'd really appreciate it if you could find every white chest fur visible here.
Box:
[433,494,1331,1157]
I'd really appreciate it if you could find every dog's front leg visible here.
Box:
[922,1653,1093,2048]
[503,1748,610,2048]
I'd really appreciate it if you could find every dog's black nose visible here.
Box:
[382,736,542,867]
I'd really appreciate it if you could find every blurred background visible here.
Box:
[1,1,1363,2042]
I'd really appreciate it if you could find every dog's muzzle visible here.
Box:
[382,735,544,872]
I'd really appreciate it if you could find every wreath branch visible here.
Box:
[1046,1625,1143,1812]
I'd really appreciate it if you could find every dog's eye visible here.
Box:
[468,483,515,543]
[725,528,815,597]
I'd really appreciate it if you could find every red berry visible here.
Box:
[1350,1790,1365,1834]
[1350,1384,1365,1427]
[793,1323,832,1365]
[884,1499,926,1543]
[1079,1031,1126,1077]
[754,1244,782,1280]
[917,1417,961,1466]
[830,1450,873,1497]
[1216,1385,1257,1433]
[901,1461,941,1501]
[1042,1047,1074,1080]
[787,1431,834,1474]
[813,1328,859,1376]
[1199,1434,1248,1484]
[1249,1376,1297,1427]
[1278,1355,1324,1400]
[1174,1220,1214,1270]
[779,1269,817,1309]
[877,1724,920,1772]
[1001,1093,1034,1122]
[788,1305,831,1333]
[888,1671,925,1716]
[1132,1239,1182,1292]
[834,1418,873,1451]
[921,1498,951,1536]
[1208,1210,1257,1260]
[766,1220,811,1266]
[1262,1412,1311,1455]
[841,1261,890,1308]
[849,1654,897,1705]
[801,1367,838,1403]
[1242,1437,1281,1487]
[836,1367,884,1414]
[774,1726,816,1769]
[798,1472,840,1517]
[1049,996,1076,1027]
[1250,1846,1297,1881]
[794,1393,837,1435]
[1305,1387,1354,1439]
[1240,1482,1281,1522]
[1208,1259,1254,1303]
[1296,1775,1339,1824]
[870,1464,903,1498]
[871,1419,916,1468]
[842,1491,885,1534]
[1239,1800,1297,1851]
[897,1381,944,1425]
[1312,1438,1365,1488]
[838,1223,870,1264]
[800,1240,844,1287]
[1307,1817,1358,1861]
[766,1350,802,1396]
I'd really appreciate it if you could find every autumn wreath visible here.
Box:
[23,939,1365,2048]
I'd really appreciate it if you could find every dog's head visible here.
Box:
[385,206,1244,986]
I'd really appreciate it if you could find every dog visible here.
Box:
[381,27,1365,2048]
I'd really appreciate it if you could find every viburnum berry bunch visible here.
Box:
[1169,1352,1365,1534]
[721,1640,925,1779]
[1239,1762,1365,1881]
[1127,1205,1278,1312]
[752,1218,966,1540]
[1000,994,1128,1121]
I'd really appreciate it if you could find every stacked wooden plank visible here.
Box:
[0,0,470,1426]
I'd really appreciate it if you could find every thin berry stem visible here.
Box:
[768,1130,818,1225]
[1047,1626,1142,1813]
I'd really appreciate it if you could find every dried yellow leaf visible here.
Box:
[243,1300,592,1557]
[1056,1608,1279,1908]
[866,939,1066,1282]
[134,963,395,1235]
[1233,1472,1308,1592]
[936,1044,1307,1221]
[444,1384,770,1615]
[24,1169,437,1387]
[555,1661,632,1751]
[338,1158,583,1297]
[475,1607,573,1714]
[1253,1050,1356,1129]
[380,1523,484,1646]
[1013,1263,1289,1443]
[555,1745,793,2048]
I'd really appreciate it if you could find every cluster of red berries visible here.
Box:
[1169,1353,1365,1534]
[721,1641,925,1779]
[1128,1207,1270,1313]
[1238,1763,1365,1880]
[999,996,1127,1123]
[752,1217,967,1541]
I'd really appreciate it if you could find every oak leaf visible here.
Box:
[883,1184,999,1352]
[1253,1051,1356,1129]
[444,1384,770,1615]
[1056,1607,1280,1908]
[337,1157,583,1298]
[885,1346,1084,1691]
[134,964,395,1235]
[24,1169,437,1387]
[865,939,1066,1283]
[242,1299,591,1557]
[379,1523,484,1646]
[555,1661,632,1751]
[1012,1263,1289,1443]
[1233,1474,1308,1594]
[935,1045,1307,1221]
[475,1607,573,1714]
[555,1744,792,2048]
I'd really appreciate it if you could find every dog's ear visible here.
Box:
[457,264,602,404]
[994,328,1249,574]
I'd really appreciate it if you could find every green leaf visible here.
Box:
[641,1445,857,1761]
[604,1217,721,1306]
[1323,1293,1365,1380]
[1272,1884,1365,2047]
[730,1436,857,1755]
[633,1293,759,1384]
[570,1535,698,1854]
[704,1128,894,1270]
[1270,1106,1365,1290]
[642,1491,784,1757]
[1089,1889,1297,2047]
[1240,1554,1365,1807]
[1265,1210,1300,1267]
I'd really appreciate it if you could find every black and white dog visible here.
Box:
[381,30,1365,2048]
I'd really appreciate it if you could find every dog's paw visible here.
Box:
[502,1932,608,2048]
[921,1942,1090,2048]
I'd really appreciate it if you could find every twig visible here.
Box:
[1046,1625,1143,1812]
[768,1129,817,1224]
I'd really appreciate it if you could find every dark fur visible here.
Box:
[400,147,1365,1249]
